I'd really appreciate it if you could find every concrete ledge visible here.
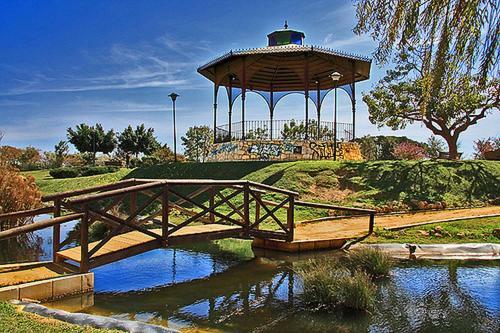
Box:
[0,273,94,302]
[13,301,179,333]
[252,237,347,252]
[353,243,500,260]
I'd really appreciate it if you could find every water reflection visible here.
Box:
[0,214,77,264]
[72,245,499,333]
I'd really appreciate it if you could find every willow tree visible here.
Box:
[354,0,499,103]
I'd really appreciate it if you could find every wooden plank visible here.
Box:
[0,206,54,221]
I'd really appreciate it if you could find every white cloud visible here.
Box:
[322,33,373,49]
[0,35,208,96]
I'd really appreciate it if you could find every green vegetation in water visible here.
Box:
[175,238,255,261]
[342,247,394,278]
[0,301,118,333]
[296,248,393,312]
[366,216,500,244]
[296,259,376,312]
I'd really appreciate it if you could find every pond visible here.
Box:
[1,218,499,332]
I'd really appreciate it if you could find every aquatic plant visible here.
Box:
[296,259,376,312]
[343,247,393,278]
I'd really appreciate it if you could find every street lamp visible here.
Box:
[168,92,179,162]
[330,72,342,161]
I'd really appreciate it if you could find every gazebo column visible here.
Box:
[228,77,233,140]
[316,81,321,140]
[269,85,274,140]
[351,81,356,140]
[213,83,218,143]
[304,57,309,140]
[241,59,246,140]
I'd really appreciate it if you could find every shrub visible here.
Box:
[393,142,428,160]
[473,137,500,159]
[296,259,376,312]
[343,247,393,278]
[49,167,80,178]
[0,164,42,230]
[49,166,119,179]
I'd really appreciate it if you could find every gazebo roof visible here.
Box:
[197,44,372,92]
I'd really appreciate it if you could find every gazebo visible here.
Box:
[197,23,371,161]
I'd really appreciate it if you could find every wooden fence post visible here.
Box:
[209,186,215,223]
[80,206,89,273]
[369,212,375,234]
[162,185,169,246]
[254,193,261,230]
[243,183,250,237]
[52,199,61,263]
[130,192,137,223]
[287,195,295,242]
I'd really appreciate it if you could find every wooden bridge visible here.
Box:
[0,178,375,288]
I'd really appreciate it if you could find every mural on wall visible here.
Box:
[247,141,295,160]
[210,142,238,157]
[309,142,335,159]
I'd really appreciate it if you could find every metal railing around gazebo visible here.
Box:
[215,119,353,143]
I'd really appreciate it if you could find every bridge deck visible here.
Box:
[56,224,242,265]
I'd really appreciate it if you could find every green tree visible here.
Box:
[426,136,445,159]
[117,124,160,166]
[354,0,499,106]
[67,123,116,165]
[54,140,69,167]
[181,126,212,162]
[363,62,499,159]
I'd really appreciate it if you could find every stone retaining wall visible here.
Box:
[207,140,362,161]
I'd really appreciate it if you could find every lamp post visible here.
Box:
[330,72,342,161]
[168,92,179,162]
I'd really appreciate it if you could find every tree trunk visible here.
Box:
[443,134,459,160]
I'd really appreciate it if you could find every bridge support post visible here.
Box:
[243,183,250,237]
[80,207,89,273]
[130,192,137,223]
[254,193,261,230]
[209,186,215,223]
[287,195,295,242]
[52,199,61,263]
[162,186,169,247]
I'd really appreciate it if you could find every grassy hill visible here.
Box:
[28,160,499,213]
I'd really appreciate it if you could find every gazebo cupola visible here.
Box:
[197,23,372,161]
[267,21,305,46]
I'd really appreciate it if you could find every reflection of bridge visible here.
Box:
[0,178,374,301]
[86,257,297,331]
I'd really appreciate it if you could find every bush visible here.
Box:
[343,247,393,278]
[0,164,42,230]
[393,142,428,160]
[49,166,119,179]
[296,259,376,312]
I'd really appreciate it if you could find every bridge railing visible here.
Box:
[0,179,299,273]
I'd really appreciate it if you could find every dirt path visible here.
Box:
[295,206,500,241]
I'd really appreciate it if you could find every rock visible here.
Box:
[493,228,500,239]
[434,232,443,237]
[417,230,429,236]
[417,201,427,210]
[434,226,443,232]
[456,232,465,238]
[443,231,451,237]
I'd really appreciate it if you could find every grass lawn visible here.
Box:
[24,160,499,223]
[365,216,500,244]
[25,168,132,195]
[0,301,118,333]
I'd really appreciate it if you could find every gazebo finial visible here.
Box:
[284,20,288,29]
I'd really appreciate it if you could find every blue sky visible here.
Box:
[1,0,498,157]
